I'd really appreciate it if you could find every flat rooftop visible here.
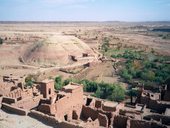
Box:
[103,101,118,107]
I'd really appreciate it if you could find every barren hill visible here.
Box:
[22,34,95,67]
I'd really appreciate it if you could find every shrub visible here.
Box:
[25,75,35,87]
[0,38,3,44]
[54,76,62,90]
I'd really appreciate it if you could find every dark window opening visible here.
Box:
[64,114,68,121]
[49,88,51,95]
[86,98,92,106]
[83,53,88,57]
[72,110,78,120]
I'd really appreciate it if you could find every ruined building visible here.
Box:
[0,75,170,128]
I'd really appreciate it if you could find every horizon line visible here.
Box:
[0,20,170,23]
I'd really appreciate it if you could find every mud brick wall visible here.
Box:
[151,122,167,128]
[55,86,83,120]
[85,118,100,128]
[162,116,170,125]
[81,105,111,127]
[12,94,43,110]
[28,110,59,126]
[0,96,2,108]
[148,100,170,114]
[144,114,170,126]
[130,119,151,128]
[95,100,102,109]
[130,119,168,128]
[81,105,98,121]
[29,110,83,128]
[113,115,128,128]
[5,88,22,99]
[2,96,16,104]
[58,121,84,128]
[140,96,170,114]
[102,104,116,112]
[38,104,51,114]
[97,109,112,126]
[140,96,150,106]
[1,103,28,115]
[98,113,108,127]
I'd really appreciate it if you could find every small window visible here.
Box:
[72,110,78,120]
[49,88,51,95]
[64,114,68,121]
[86,98,92,106]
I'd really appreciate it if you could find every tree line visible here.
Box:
[54,76,125,102]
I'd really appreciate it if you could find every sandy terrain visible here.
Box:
[112,33,170,55]
[0,110,52,128]
[0,22,170,81]
[0,22,170,128]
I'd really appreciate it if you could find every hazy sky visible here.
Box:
[0,0,170,21]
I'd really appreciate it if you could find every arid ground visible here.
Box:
[0,22,170,128]
[0,22,170,82]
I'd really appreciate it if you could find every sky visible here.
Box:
[0,0,170,21]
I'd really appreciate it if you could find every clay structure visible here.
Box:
[0,75,170,128]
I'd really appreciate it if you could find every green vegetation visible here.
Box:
[110,49,170,87]
[54,76,125,102]
[25,75,34,87]
[162,34,170,39]
[158,33,170,40]
[126,87,139,104]
[54,76,62,90]
[100,37,170,88]
[0,37,3,45]
[94,83,125,102]
[101,37,110,53]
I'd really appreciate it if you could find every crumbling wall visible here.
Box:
[38,80,55,99]
[113,115,128,128]
[98,113,108,127]
[58,121,84,128]
[151,122,167,128]
[140,96,170,113]
[55,86,83,120]
[81,105,111,127]
[102,104,116,112]
[28,110,59,127]
[149,100,161,112]
[162,116,170,125]
[148,100,170,114]
[1,103,28,115]
[140,96,150,107]
[97,109,112,126]
[2,96,16,104]
[95,100,102,109]
[81,105,98,121]
[85,118,100,128]
[163,91,170,101]
[144,114,170,125]
[0,96,3,108]
[29,110,83,128]
[130,119,167,128]
[4,88,22,99]
[12,94,43,110]
[38,104,51,114]
[130,119,151,128]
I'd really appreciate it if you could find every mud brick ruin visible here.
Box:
[0,74,170,128]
